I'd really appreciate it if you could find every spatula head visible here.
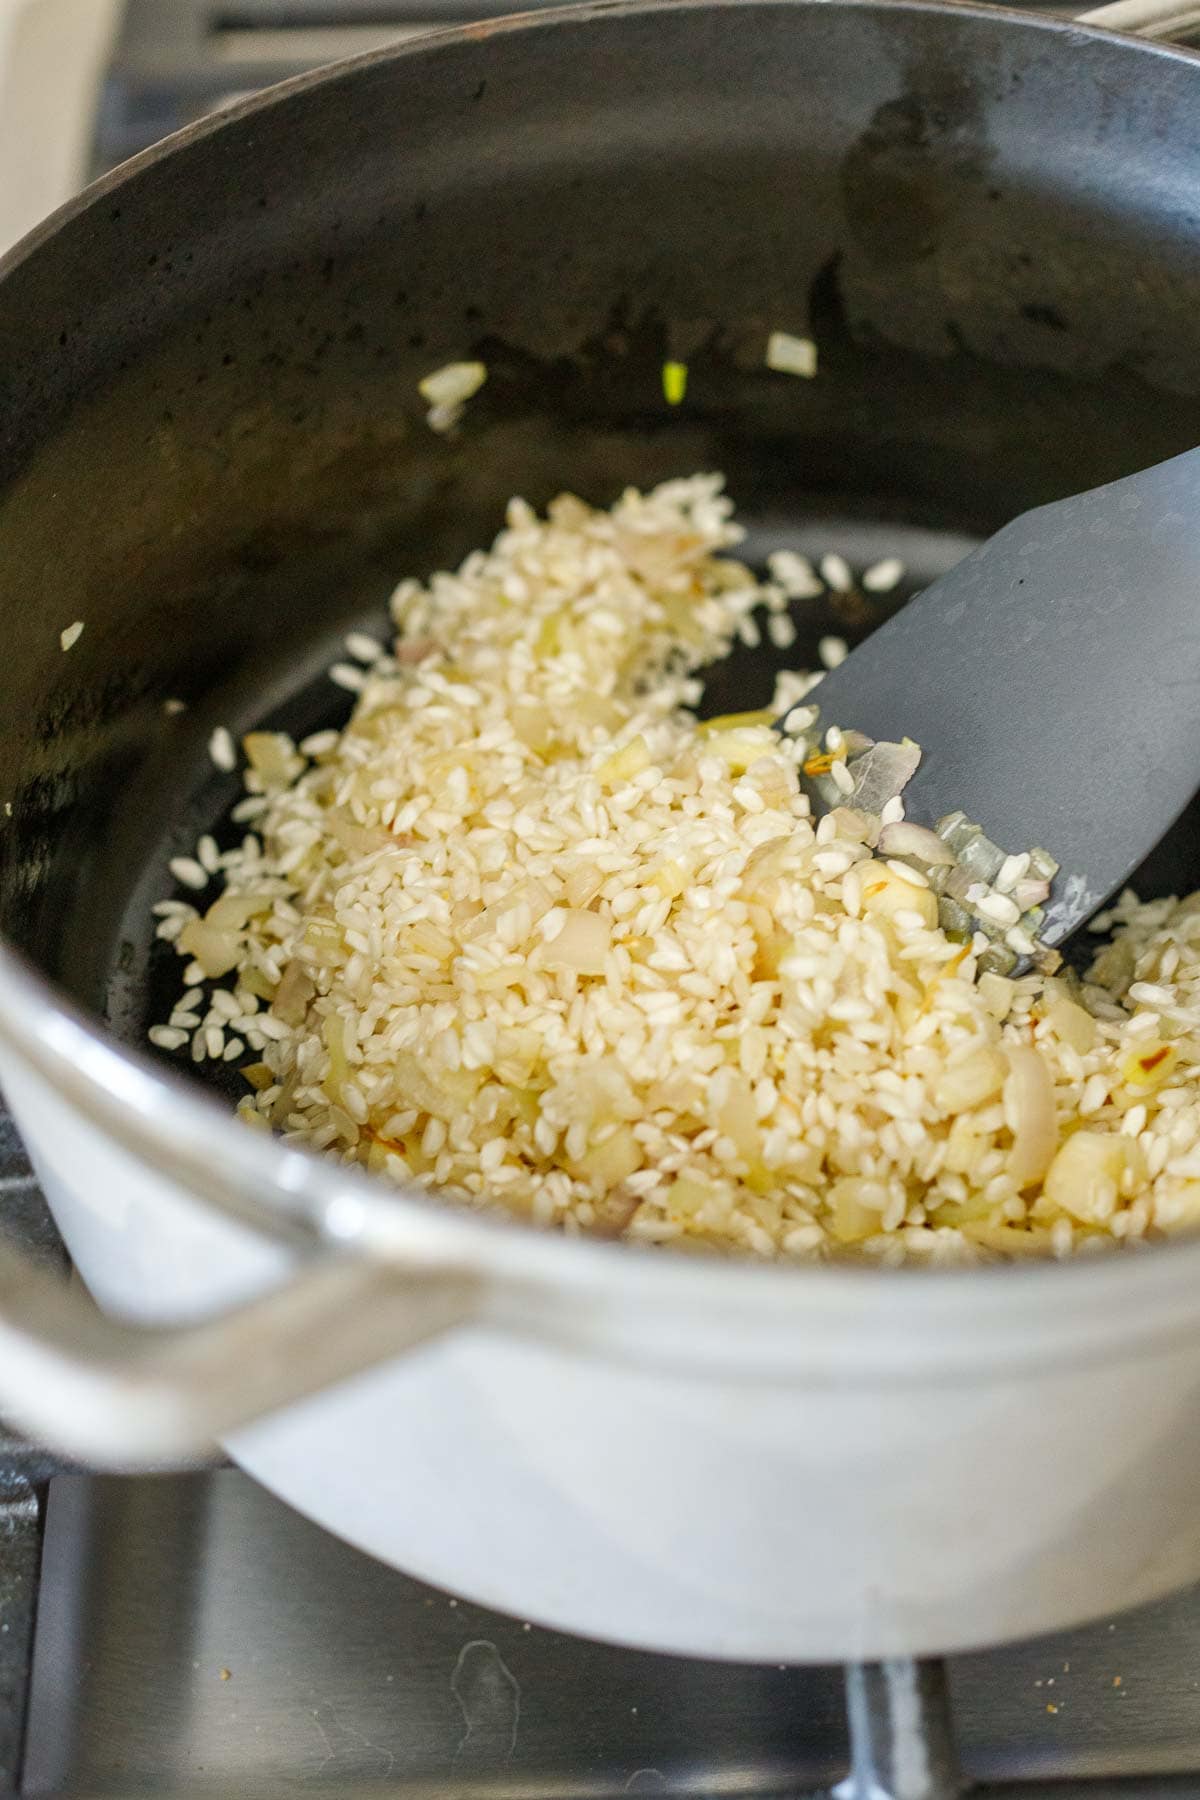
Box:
[792,447,1200,943]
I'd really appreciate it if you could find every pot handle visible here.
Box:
[1075,0,1200,37]
[0,1233,479,1470]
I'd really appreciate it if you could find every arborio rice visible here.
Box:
[153,476,1200,1264]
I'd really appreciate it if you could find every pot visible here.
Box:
[2,0,1200,1663]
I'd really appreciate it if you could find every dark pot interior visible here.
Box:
[1,0,1199,1087]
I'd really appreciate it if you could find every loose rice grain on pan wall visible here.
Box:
[152,476,1200,1264]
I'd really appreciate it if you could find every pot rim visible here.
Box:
[4,0,1200,1375]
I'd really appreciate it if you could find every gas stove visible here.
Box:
[5,3,1200,1796]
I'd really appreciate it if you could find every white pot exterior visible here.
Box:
[9,1035,1200,1664]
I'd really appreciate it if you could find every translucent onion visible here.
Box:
[877,822,957,867]
[205,890,273,931]
[848,739,921,814]
[1041,981,1098,1054]
[1003,1046,1057,1188]
[273,959,316,1027]
[1013,877,1052,912]
[242,731,300,788]
[934,1048,1008,1115]
[268,1071,299,1129]
[1042,1131,1131,1223]
[177,918,240,979]
[324,812,391,858]
[543,909,611,974]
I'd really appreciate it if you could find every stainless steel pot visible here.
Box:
[1,0,1200,1661]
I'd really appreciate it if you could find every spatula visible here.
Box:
[781,447,1200,946]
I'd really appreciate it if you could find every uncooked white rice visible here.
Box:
[862,557,905,594]
[819,555,852,594]
[167,856,208,891]
[151,476,1200,1264]
[208,726,236,772]
[345,631,384,664]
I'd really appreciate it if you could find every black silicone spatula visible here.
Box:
[781,447,1200,945]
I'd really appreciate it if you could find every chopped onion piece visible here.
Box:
[325,812,391,857]
[565,863,606,909]
[1029,847,1060,881]
[1043,1131,1131,1223]
[243,731,301,788]
[273,959,316,1027]
[1044,990,1098,1054]
[956,831,1006,886]
[848,739,921,815]
[765,331,817,377]
[543,909,611,974]
[861,861,938,929]
[1013,877,1052,912]
[934,1048,1007,1114]
[837,729,875,759]
[177,918,241,979]
[978,972,1016,1020]
[1003,1046,1057,1188]
[205,890,273,932]
[937,897,975,938]
[877,822,957,867]
[978,942,1019,977]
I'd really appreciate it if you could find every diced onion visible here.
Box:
[848,739,921,814]
[1041,981,1098,1054]
[273,959,316,1027]
[934,1049,1007,1114]
[765,331,818,377]
[861,861,938,930]
[1003,1046,1057,1188]
[205,890,272,931]
[325,812,391,857]
[1043,1131,1131,1223]
[243,731,301,788]
[177,918,241,979]
[877,822,957,867]
[543,909,611,974]
[828,1177,889,1243]
[572,1123,642,1188]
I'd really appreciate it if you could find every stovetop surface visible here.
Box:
[11,1463,1200,1798]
